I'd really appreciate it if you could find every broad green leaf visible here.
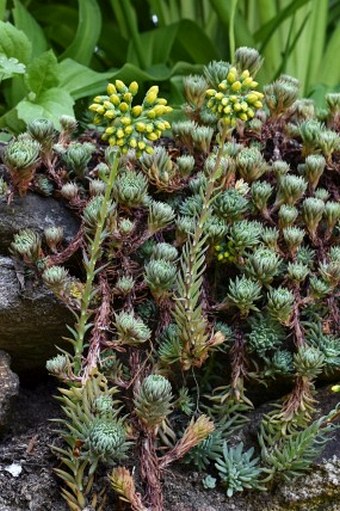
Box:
[31,5,78,51]
[58,59,115,100]
[61,0,101,66]
[322,22,340,86]
[0,0,6,20]
[209,0,254,50]
[0,20,32,64]
[12,0,48,57]
[127,24,179,68]
[254,0,311,51]
[0,55,25,80]
[0,105,26,132]
[173,19,220,63]
[25,50,59,96]
[16,88,75,129]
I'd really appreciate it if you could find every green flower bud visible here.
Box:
[314,188,330,201]
[10,228,41,262]
[301,197,324,240]
[184,74,208,108]
[42,265,69,292]
[267,287,294,325]
[227,276,262,317]
[115,275,135,295]
[261,227,279,251]
[264,75,299,115]
[251,181,273,212]
[62,142,95,177]
[88,417,128,460]
[278,205,298,229]
[3,135,41,196]
[176,154,195,176]
[275,174,307,206]
[245,248,282,286]
[287,262,309,283]
[152,243,178,262]
[27,118,55,151]
[144,259,177,299]
[147,200,175,233]
[114,170,148,208]
[234,47,263,76]
[44,226,64,253]
[60,182,79,201]
[271,160,290,178]
[236,146,267,182]
[89,178,106,196]
[214,189,249,221]
[283,226,305,256]
[299,154,326,190]
[114,311,151,345]
[294,347,324,379]
[134,374,173,429]
[46,354,71,377]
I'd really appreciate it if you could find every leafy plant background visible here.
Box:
[0,0,339,132]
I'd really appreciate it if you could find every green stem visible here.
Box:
[73,152,119,374]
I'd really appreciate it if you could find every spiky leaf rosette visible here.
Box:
[215,442,265,497]
[3,134,41,195]
[134,374,173,429]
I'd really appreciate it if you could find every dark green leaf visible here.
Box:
[12,0,48,57]
[25,50,59,96]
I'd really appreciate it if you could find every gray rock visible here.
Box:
[0,193,79,254]
[0,257,72,374]
[0,351,19,430]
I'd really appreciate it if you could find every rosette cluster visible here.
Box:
[89,80,172,156]
[206,67,264,127]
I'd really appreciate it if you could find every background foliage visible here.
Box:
[0,0,339,131]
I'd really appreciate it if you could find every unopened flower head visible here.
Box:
[205,66,264,128]
[89,80,172,156]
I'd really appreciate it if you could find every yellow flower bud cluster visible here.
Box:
[206,67,264,127]
[214,243,236,263]
[89,80,172,156]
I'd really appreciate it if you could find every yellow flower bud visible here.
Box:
[241,101,248,111]
[105,127,115,135]
[115,80,127,92]
[124,126,133,135]
[131,105,143,117]
[206,89,216,97]
[136,122,146,133]
[218,82,228,91]
[129,138,137,148]
[138,141,146,150]
[107,83,117,95]
[331,384,340,393]
[123,92,132,103]
[229,95,238,103]
[214,245,221,251]
[215,92,224,101]
[146,124,154,133]
[250,81,258,88]
[157,98,167,105]
[147,132,158,141]
[109,94,120,106]
[227,67,237,83]
[119,102,129,113]
[145,146,154,154]
[104,110,115,119]
[103,100,112,110]
[242,77,254,87]
[223,106,231,114]
[129,81,139,95]
[240,70,250,80]
[89,104,99,112]
[221,98,229,106]
[233,102,242,112]
[145,85,159,104]
[147,110,156,119]
[121,116,131,126]
[116,128,125,139]
[246,93,259,104]
[247,108,254,118]
[239,112,248,121]
[116,138,125,146]
[231,81,242,92]
[121,146,129,154]
[93,95,103,103]
[217,253,224,261]
[109,136,117,146]
[254,100,263,109]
